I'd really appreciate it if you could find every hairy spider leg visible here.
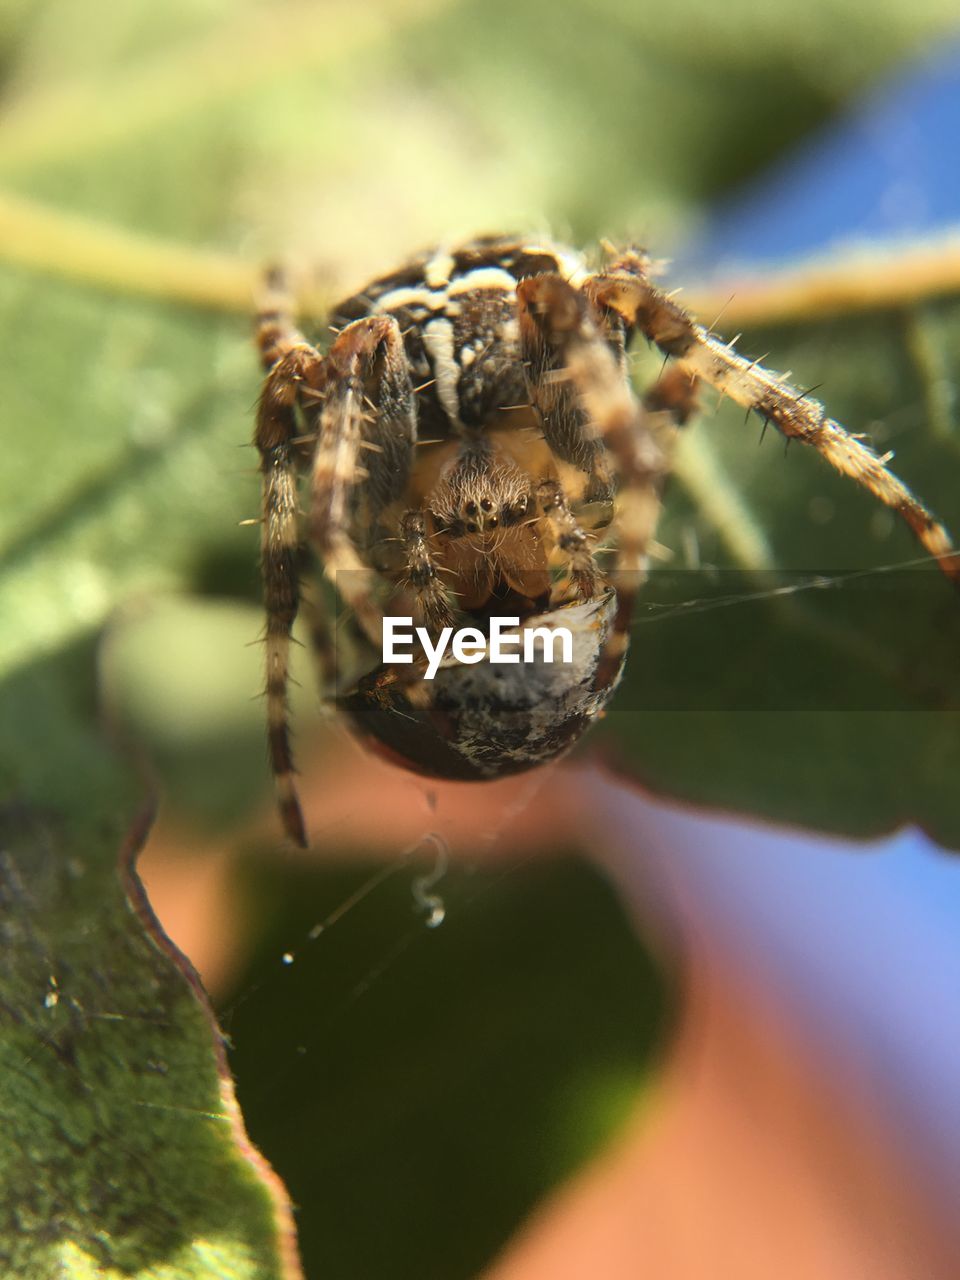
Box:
[518,276,616,505]
[399,509,456,633]
[254,272,326,847]
[299,587,337,700]
[588,251,960,584]
[535,477,603,600]
[310,316,417,645]
[517,274,670,686]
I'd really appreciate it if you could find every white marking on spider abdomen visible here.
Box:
[447,267,518,295]
[373,285,447,314]
[372,268,518,323]
[424,246,455,288]
[422,318,464,428]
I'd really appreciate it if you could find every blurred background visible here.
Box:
[3,1,960,1276]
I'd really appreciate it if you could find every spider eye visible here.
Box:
[465,501,478,516]
[480,498,493,512]
[488,516,498,528]
[466,521,479,533]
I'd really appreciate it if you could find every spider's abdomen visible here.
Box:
[331,235,590,435]
[337,593,625,781]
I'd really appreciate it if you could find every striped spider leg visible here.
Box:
[517,272,697,686]
[254,279,419,845]
[585,249,960,584]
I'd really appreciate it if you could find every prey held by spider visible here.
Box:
[252,234,959,846]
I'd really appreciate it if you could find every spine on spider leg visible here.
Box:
[260,441,308,848]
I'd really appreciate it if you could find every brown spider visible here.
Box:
[253,235,958,846]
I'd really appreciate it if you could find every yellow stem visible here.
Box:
[4,191,960,333]
[0,191,259,312]
[684,233,960,329]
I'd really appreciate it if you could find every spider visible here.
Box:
[253,234,958,846]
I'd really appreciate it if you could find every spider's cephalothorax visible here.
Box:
[254,234,958,845]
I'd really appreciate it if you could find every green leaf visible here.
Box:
[0,645,297,1278]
